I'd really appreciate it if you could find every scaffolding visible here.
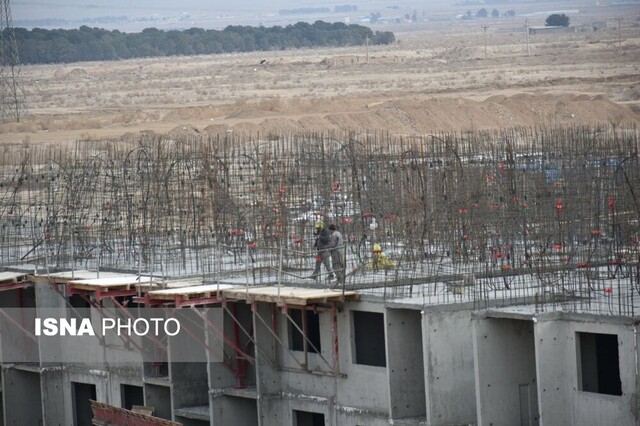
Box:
[0,126,638,315]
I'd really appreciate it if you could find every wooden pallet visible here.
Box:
[145,283,235,307]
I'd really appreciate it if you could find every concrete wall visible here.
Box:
[387,308,425,420]
[341,301,390,415]
[534,314,639,426]
[3,367,43,426]
[211,396,258,426]
[0,287,37,364]
[473,316,538,426]
[171,362,208,410]
[253,299,393,426]
[144,383,172,420]
[423,307,476,425]
[41,368,69,426]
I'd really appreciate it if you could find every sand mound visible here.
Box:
[192,93,638,138]
[166,124,201,139]
[203,124,231,138]
[271,94,639,135]
[54,68,91,80]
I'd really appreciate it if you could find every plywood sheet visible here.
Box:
[70,276,154,291]
[136,277,206,291]
[221,285,358,305]
[42,270,137,284]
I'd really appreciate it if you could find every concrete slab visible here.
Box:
[174,405,210,420]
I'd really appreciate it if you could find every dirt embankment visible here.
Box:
[188,93,639,139]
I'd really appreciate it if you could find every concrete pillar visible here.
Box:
[387,308,425,420]
[40,367,68,426]
[423,307,476,425]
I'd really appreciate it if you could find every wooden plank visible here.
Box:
[91,400,181,426]
[136,277,207,292]
[0,272,30,285]
[147,284,235,300]
[220,286,358,305]
[71,276,153,288]
[69,276,155,293]
[41,270,137,284]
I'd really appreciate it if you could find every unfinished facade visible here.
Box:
[0,126,639,425]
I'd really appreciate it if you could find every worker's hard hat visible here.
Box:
[314,220,324,229]
[373,243,382,253]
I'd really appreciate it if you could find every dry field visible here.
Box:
[2,5,640,145]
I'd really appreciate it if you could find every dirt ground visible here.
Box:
[2,4,640,145]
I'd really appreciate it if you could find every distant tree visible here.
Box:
[505,10,516,17]
[491,9,500,18]
[462,10,474,20]
[370,12,382,23]
[476,8,488,18]
[13,21,395,64]
[545,13,570,27]
[372,30,395,45]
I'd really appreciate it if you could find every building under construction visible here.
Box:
[0,126,639,425]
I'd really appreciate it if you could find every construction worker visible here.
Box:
[328,223,346,286]
[312,220,334,281]
[369,243,395,271]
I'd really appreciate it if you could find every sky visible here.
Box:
[11,0,452,31]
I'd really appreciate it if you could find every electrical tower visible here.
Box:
[1,0,27,122]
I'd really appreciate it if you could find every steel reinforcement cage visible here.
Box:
[1,126,639,315]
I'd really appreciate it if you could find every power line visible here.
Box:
[0,0,28,123]
[481,25,489,60]
[615,17,623,49]
[524,20,530,56]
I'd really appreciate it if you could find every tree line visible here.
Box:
[12,21,395,65]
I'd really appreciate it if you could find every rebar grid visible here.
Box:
[1,126,638,315]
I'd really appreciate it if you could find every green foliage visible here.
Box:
[11,21,395,65]
[476,8,488,18]
[545,13,570,27]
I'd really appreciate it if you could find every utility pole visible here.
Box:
[0,0,28,123]
[365,35,369,64]
[481,25,489,60]
[524,19,530,56]
[615,17,623,49]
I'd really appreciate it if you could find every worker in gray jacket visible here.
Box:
[328,223,346,286]
[312,221,334,281]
